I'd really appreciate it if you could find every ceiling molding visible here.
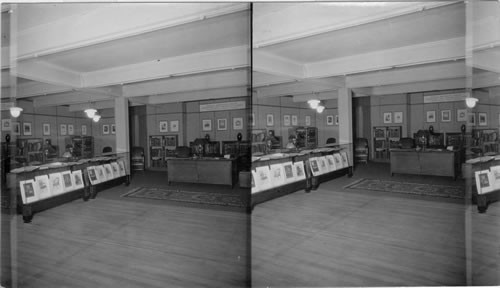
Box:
[346,61,465,88]
[306,37,465,78]
[123,69,248,98]
[253,50,304,79]
[82,45,249,88]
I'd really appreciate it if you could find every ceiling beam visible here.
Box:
[16,81,72,98]
[253,50,304,79]
[16,59,81,87]
[306,37,465,79]
[472,49,500,74]
[252,72,295,88]
[473,71,500,89]
[346,61,465,88]
[82,45,249,88]
[148,86,248,104]
[255,81,337,98]
[15,3,249,60]
[32,91,113,107]
[123,69,248,98]
[368,78,465,96]
[292,91,338,102]
[68,100,115,112]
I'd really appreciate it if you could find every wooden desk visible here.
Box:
[167,157,236,187]
[390,149,459,179]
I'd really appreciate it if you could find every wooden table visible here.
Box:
[390,149,459,179]
[167,157,237,187]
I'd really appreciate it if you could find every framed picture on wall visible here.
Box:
[394,112,403,123]
[441,110,451,122]
[292,115,298,126]
[479,112,487,126]
[23,122,32,136]
[383,112,392,124]
[233,117,243,130]
[266,114,274,126]
[170,120,179,132]
[426,111,436,123]
[103,124,110,135]
[159,121,168,132]
[68,124,74,135]
[305,115,311,126]
[60,124,67,136]
[217,118,227,131]
[457,109,467,122]
[1,119,11,131]
[13,122,20,135]
[111,124,116,134]
[43,123,50,136]
[468,113,476,126]
[335,115,339,125]
[283,115,291,126]
[202,119,212,131]
[81,125,87,135]
[326,115,334,126]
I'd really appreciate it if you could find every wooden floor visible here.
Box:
[252,162,467,286]
[11,173,250,288]
[470,199,500,285]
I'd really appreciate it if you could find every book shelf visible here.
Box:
[222,141,251,171]
[16,138,44,165]
[69,136,93,159]
[471,128,499,155]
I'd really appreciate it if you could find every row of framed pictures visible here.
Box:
[20,170,85,204]
[86,161,126,185]
[258,114,339,127]
[201,117,244,132]
[383,109,493,126]
[158,120,179,133]
[19,161,126,204]
[1,119,119,136]
[251,152,349,193]
[475,165,500,195]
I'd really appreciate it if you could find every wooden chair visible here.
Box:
[354,138,369,163]
[131,146,145,171]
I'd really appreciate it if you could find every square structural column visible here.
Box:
[338,87,353,163]
[115,97,130,172]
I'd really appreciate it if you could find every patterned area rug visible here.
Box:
[344,179,465,199]
[121,187,246,208]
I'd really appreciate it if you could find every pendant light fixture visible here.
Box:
[9,106,23,118]
[84,108,97,118]
[465,97,478,108]
[316,105,325,113]
[307,99,320,109]
[93,114,101,122]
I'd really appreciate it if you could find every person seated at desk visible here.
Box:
[43,139,57,158]
[62,144,75,159]
[286,135,297,149]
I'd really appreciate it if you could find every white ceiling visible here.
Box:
[1,2,499,109]
[253,1,500,101]
[1,3,251,109]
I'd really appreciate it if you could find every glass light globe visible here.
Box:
[9,106,23,118]
[307,99,320,109]
[465,97,478,108]
[316,105,325,113]
[93,114,101,122]
[84,108,97,118]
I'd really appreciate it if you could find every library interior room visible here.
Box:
[0,1,499,288]
[1,3,251,288]
[251,1,499,287]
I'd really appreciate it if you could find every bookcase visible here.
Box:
[291,127,318,149]
[222,141,251,171]
[16,138,44,164]
[471,128,499,154]
[148,135,179,169]
[69,136,93,159]
[189,140,220,157]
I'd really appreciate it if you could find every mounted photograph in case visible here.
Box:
[35,175,52,200]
